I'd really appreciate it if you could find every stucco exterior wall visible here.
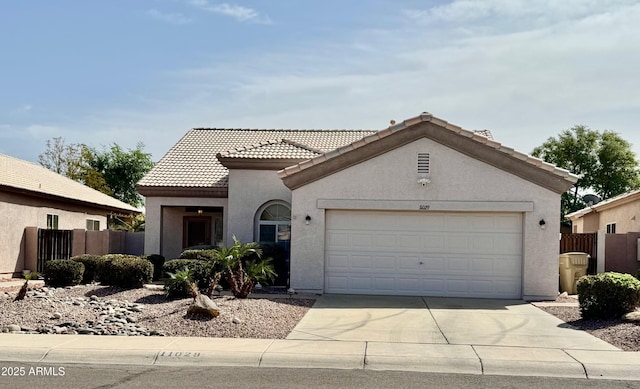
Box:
[597,201,640,233]
[144,196,227,260]
[289,138,561,300]
[226,169,292,244]
[0,191,108,278]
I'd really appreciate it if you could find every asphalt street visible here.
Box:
[1,364,639,389]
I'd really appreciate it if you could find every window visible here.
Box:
[257,202,291,243]
[86,219,100,231]
[606,223,617,234]
[46,214,59,230]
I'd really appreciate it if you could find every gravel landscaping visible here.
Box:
[536,297,640,352]
[1,283,639,351]
[0,284,315,338]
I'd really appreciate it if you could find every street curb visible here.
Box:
[1,334,640,380]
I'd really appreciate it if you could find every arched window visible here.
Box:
[256,201,291,243]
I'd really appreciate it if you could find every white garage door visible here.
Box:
[325,210,523,298]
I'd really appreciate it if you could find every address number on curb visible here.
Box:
[159,351,202,358]
[419,205,430,210]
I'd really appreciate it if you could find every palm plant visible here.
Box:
[164,268,198,299]
[213,237,276,298]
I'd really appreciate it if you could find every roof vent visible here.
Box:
[417,153,430,175]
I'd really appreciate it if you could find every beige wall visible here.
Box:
[227,169,292,244]
[289,138,562,300]
[597,201,640,233]
[143,196,227,261]
[0,191,109,278]
[571,200,640,234]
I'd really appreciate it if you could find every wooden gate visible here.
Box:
[37,229,73,273]
[560,233,597,274]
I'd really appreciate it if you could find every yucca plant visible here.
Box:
[15,271,39,301]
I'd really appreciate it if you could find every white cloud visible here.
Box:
[188,0,271,24]
[146,9,192,25]
[8,1,640,163]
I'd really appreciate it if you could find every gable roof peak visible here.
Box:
[278,112,579,194]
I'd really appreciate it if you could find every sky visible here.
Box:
[2,0,640,164]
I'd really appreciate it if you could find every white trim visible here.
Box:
[316,199,534,212]
[254,200,291,243]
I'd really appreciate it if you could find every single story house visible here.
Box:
[0,153,139,278]
[567,189,640,234]
[138,113,577,300]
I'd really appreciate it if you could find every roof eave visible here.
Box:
[137,185,228,198]
[0,184,139,215]
[217,156,311,170]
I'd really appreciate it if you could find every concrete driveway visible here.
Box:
[287,294,618,350]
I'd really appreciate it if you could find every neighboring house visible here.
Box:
[567,189,640,234]
[0,153,139,278]
[138,112,577,300]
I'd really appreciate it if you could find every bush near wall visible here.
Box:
[178,249,217,261]
[44,260,85,287]
[163,259,214,290]
[141,254,165,281]
[70,254,103,284]
[577,272,640,319]
[97,254,153,288]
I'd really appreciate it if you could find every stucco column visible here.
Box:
[597,229,606,273]
[23,227,38,273]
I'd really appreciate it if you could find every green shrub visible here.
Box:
[70,254,103,284]
[577,272,640,319]
[141,254,165,281]
[97,254,153,288]
[44,260,85,287]
[178,249,217,261]
[163,259,213,290]
[164,267,196,299]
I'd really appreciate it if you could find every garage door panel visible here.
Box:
[326,253,350,269]
[325,210,522,298]
[397,277,423,292]
[419,257,445,272]
[350,233,373,248]
[445,257,470,272]
[374,277,396,291]
[351,277,372,290]
[326,232,349,248]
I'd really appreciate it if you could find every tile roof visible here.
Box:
[138,129,376,190]
[139,113,577,195]
[218,139,322,160]
[0,153,139,213]
[566,188,640,220]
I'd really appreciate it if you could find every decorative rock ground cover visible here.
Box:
[1,288,163,336]
[0,284,314,339]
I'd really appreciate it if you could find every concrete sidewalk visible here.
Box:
[1,333,640,380]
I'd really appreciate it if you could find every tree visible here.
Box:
[532,125,640,218]
[37,137,83,177]
[39,137,154,208]
[72,143,153,208]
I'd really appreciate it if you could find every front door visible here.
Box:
[183,217,212,249]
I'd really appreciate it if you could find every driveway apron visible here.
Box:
[288,294,618,351]
[287,294,447,343]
